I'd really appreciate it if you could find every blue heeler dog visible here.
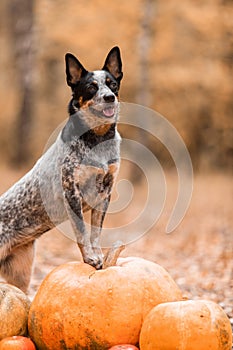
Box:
[0,47,123,292]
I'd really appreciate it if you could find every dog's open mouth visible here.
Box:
[89,105,117,119]
[102,106,115,117]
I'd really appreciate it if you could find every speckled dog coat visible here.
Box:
[0,47,123,292]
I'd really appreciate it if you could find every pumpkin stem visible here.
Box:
[103,240,125,268]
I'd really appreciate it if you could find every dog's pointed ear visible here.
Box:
[102,46,123,82]
[65,53,88,87]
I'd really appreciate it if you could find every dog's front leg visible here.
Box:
[62,165,102,269]
[63,192,103,268]
[91,195,111,260]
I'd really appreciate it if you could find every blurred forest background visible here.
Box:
[0,0,232,171]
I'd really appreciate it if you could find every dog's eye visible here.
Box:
[87,84,98,94]
[109,82,117,91]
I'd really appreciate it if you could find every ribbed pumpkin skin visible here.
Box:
[0,283,31,340]
[28,257,182,350]
[140,300,232,350]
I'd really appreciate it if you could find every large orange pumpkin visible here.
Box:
[28,257,182,349]
[140,299,232,350]
[0,283,31,340]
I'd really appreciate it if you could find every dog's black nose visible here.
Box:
[103,94,115,103]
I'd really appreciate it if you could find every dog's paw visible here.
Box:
[84,254,103,270]
[78,243,103,269]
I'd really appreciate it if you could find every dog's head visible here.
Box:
[65,47,123,126]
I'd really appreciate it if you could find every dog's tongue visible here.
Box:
[103,107,115,117]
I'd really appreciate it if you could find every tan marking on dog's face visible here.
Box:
[78,97,95,109]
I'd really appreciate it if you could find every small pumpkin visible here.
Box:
[0,336,36,350]
[108,345,139,349]
[28,257,182,349]
[140,299,233,350]
[0,284,31,340]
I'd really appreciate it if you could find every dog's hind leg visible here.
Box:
[0,241,35,293]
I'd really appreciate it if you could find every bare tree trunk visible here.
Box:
[8,0,35,165]
[136,0,156,106]
[130,0,156,183]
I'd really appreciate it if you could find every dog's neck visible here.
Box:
[92,123,113,136]
[61,109,116,148]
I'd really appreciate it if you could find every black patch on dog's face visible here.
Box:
[72,72,96,108]
[105,72,120,95]
[71,71,120,110]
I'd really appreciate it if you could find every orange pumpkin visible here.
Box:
[28,257,182,349]
[0,284,31,340]
[108,345,139,349]
[0,336,36,350]
[140,299,233,350]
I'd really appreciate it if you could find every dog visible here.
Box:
[0,46,123,292]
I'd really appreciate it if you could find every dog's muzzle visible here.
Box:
[89,101,118,119]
